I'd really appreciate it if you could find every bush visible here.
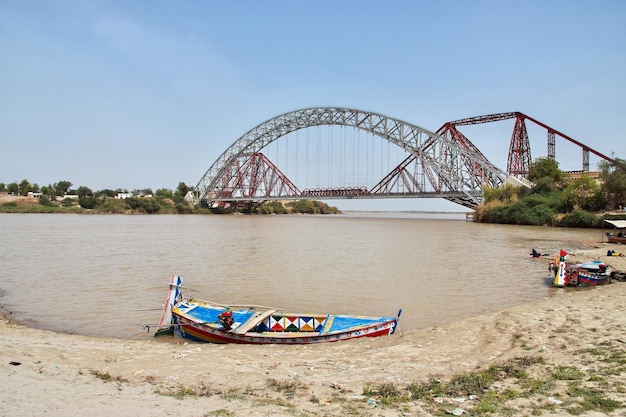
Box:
[38,196,56,207]
[99,198,129,214]
[285,200,340,214]
[554,209,600,228]
[78,196,99,209]
[125,197,160,213]
[257,201,288,214]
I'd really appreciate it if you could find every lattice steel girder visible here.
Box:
[193,107,507,207]
[220,153,300,198]
[442,111,614,175]
[507,116,532,178]
[446,112,520,126]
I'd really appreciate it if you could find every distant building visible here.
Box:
[116,192,132,199]
[566,171,601,180]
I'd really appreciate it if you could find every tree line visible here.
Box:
[0,179,195,214]
[0,179,341,215]
[475,158,626,227]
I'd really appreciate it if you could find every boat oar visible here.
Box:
[191,297,281,311]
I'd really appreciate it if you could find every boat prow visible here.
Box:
[155,275,182,336]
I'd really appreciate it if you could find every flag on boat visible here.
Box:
[559,249,568,257]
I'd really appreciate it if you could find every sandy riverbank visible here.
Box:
[2,247,626,417]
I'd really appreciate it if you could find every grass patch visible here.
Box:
[265,377,307,397]
[356,354,625,415]
[551,365,585,381]
[362,381,409,406]
[204,410,236,417]
[155,386,198,400]
[156,381,221,399]
[89,369,127,383]
[566,383,623,414]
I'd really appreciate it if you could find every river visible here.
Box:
[0,212,602,340]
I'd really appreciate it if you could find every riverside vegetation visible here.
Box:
[0,180,340,215]
[474,157,626,228]
[3,156,625,221]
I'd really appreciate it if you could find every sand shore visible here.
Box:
[2,247,626,417]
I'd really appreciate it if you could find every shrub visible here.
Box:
[555,209,600,228]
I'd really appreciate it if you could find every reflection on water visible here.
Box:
[0,212,602,339]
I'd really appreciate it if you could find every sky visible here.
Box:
[1,0,625,211]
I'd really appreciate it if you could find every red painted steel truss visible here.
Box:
[437,112,613,178]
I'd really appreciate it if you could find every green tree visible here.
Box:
[76,186,93,197]
[175,182,191,199]
[55,181,72,196]
[18,179,31,195]
[155,188,173,199]
[562,175,600,211]
[78,196,99,209]
[40,185,52,198]
[96,189,117,198]
[599,159,626,209]
[7,182,18,194]
[0,183,6,192]
[528,157,563,183]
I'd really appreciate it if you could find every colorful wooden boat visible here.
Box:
[155,275,400,344]
[551,252,613,287]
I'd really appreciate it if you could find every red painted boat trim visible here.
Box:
[174,314,396,345]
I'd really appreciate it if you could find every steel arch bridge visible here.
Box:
[192,107,508,210]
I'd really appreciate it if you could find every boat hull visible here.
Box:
[551,260,613,287]
[575,271,612,286]
[174,314,396,344]
[170,298,398,344]
[607,236,626,244]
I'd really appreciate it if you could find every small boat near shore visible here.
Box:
[153,275,400,344]
[604,219,626,244]
[550,251,613,287]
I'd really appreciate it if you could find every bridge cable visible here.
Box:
[352,127,356,187]
[295,129,298,187]
[328,125,332,186]
[317,126,320,187]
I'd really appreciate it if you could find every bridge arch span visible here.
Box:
[193,107,507,208]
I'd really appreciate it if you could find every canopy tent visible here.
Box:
[605,219,626,229]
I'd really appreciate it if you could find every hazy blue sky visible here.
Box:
[1,1,624,211]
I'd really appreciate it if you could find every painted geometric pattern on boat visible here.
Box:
[255,315,327,332]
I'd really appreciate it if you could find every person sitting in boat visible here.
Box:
[217,310,234,331]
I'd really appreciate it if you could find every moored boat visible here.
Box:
[550,251,613,287]
[154,275,400,344]
[604,219,626,244]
